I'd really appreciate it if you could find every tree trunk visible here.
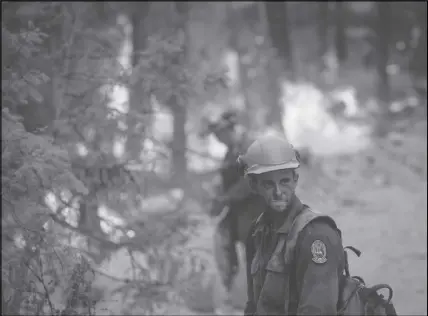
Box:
[282,2,293,75]
[410,3,427,81]
[170,98,187,181]
[334,2,347,64]
[265,2,294,76]
[259,2,285,133]
[77,193,113,264]
[317,3,329,70]
[237,53,252,127]
[228,8,252,128]
[374,2,391,136]
[170,2,189,182]
[2,290,9,315]
[127,3,150,161]
[375,3,391,105]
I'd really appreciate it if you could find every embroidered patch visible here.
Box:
[311,239,327,264]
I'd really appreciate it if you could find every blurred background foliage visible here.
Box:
[1,1,426,315]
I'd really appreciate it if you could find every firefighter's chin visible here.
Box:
[270,200,288,212]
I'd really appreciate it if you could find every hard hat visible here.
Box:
[238,134,300,175]
[199,109,238,137]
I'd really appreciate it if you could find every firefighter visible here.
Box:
[239,133,345,315]
[200,110,264,293]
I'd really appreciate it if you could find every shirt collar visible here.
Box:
[276,195,303,234]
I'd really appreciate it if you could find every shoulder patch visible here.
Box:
[311,239,327,264]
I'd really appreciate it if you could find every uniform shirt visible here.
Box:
[245,196,345,315]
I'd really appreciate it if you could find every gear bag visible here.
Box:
[246,207,398,315]
[338,246,397,316]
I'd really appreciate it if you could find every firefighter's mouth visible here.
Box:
[272,198,287,203]
[271,200,288,206]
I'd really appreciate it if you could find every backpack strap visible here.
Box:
[272,206,337,314]
[343,246,362,277]
[247,206,338,314]
[278,205,340,315]
[244,219,258,315]
[283,207,337,264]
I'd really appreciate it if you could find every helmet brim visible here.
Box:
[246,160,300,175]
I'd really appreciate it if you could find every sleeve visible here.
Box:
[244,222,256,316]
[294,220,344,316]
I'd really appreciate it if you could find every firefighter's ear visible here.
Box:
[247,175,258,193]
[293,169,299,183]
[294,149,301,164]
[236,155,247,177]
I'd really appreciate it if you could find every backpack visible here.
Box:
[246,207,398,316]
[338,246,398,316]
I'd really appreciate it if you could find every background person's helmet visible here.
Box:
[237,133,300,176]
[199,109,238,137]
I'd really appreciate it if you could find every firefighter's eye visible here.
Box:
[262,181,275,189]
[280,178,291,185]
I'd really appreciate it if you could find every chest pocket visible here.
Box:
[258,238,290,313]
[251,234,290,314]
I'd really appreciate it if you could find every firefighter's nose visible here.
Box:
[273,184,281,198]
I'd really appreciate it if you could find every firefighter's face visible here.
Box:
[254,169,298,212]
